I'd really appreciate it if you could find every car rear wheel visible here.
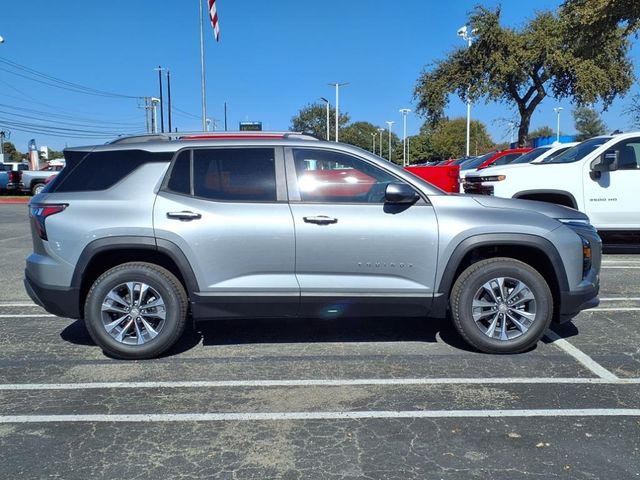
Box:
[32,183,45,195]
[450,257,553,353]
[84,262,188,359]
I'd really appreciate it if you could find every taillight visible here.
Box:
[30,204,67,240]
[8,171,21,183]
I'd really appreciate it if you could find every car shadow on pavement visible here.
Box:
[192,315,474,352]
[60,315,482,357]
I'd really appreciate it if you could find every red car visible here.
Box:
[475,148,531,170]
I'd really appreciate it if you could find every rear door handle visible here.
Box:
[303,215,338,225]
[167,211,202,221]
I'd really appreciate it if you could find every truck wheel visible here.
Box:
[84,262,188,360]
[450,257,552,353]
[32,183,45,195]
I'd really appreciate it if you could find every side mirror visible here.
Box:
[591,150,618,172]
[385,183,419,204]
[589,150,618,180]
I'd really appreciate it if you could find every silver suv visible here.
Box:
[24,132,601,359]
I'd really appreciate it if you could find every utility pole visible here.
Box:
[399,108,411,166]
[385,121,395,162]
[0,130,7,160]
[154,66,166,132]
[198,0,207,131]
[166,69,173,133]
[328,82,348,142]
[224,102,228,131]
[378,128,385,157]
[371,132,376,153]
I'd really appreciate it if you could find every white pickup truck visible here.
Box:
[463,132,640,240]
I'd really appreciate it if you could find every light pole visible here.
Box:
[0,35,4,43]
[377,128,385,157]
[399,108,411,166]
[385,121,395,162]
[150,98,160,134]
[371,132,377,153]
[206,118,212,132]
[320,97,330,141]
[554,107,563,142]
[457,25,475,158]
[328,82,348,142]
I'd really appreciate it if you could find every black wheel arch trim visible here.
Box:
[70,236,200,295]
[430,233,569,318]
[512,189,578,209]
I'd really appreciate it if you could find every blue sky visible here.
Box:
[1,0,638,151]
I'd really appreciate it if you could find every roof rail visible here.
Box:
[108,131,322,144]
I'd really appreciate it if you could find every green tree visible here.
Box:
[562,0,640,40]
[627,95,640,129]
[407,123,434,164]
[573,106,607,141]
[2,141,22,162]
[290,103,349,140]
[429,118,493,159]
[340,121,380,152]
[528,126,555,139]
[413,6,635,146]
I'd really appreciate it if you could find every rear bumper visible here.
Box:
[24,272,81,319]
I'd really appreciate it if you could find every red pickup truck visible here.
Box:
[405,165,461,193]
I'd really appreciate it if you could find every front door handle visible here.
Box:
[303,215,338,225]
[167,211,202,221]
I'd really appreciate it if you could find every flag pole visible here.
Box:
[199,0,207,131]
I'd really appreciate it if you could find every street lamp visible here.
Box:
[319,97,330,141]
[370,132,377,153]
[0,35,4,43]
[328,82,348,142]
[377,128,385,156]
[457,25,475,158]
[554,107,563,142]
[399,108,411,166]
[385,121,395,162]
[206,118,212,132]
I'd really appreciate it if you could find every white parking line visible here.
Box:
[1,408,639,424]
[544,330,618,380]
[0,314,56,318]
[1,377,639,391]
[602,266,640,269]
[599,297,640,301]
[588,308,640,312]
[0,303,42,307]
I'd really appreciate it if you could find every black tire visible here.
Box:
[32,183,45,196]
[84,262,188,360]
[450,257,553,353]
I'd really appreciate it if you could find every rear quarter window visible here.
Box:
[52,149,173,192]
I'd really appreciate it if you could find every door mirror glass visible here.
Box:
[591,150,618,172]
[385,183,419,204]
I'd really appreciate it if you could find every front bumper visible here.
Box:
[557,285,599,323]
[24,272,81,319]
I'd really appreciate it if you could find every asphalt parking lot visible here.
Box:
[0,203,639,479]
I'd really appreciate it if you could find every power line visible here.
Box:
[0,56,142,99]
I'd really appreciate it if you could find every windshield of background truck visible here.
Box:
[460,151,496,170]
[543,137,612,164]
[509,147,549,164]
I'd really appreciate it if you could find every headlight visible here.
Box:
[557,218,590,226]
[478,175,506,182]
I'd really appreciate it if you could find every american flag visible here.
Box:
[208,0,220,41]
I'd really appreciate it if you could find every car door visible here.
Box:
[285,146,439,318]
[583,137,640,229]
[153,146,298,318]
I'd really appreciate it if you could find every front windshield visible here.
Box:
[544,137,612,164]
[509,147,549,164]
[460,151,496,170]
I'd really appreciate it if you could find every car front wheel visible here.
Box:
[450,257,553,353]
[84,262,188,359]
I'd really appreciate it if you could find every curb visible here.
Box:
[0,198,30,204]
